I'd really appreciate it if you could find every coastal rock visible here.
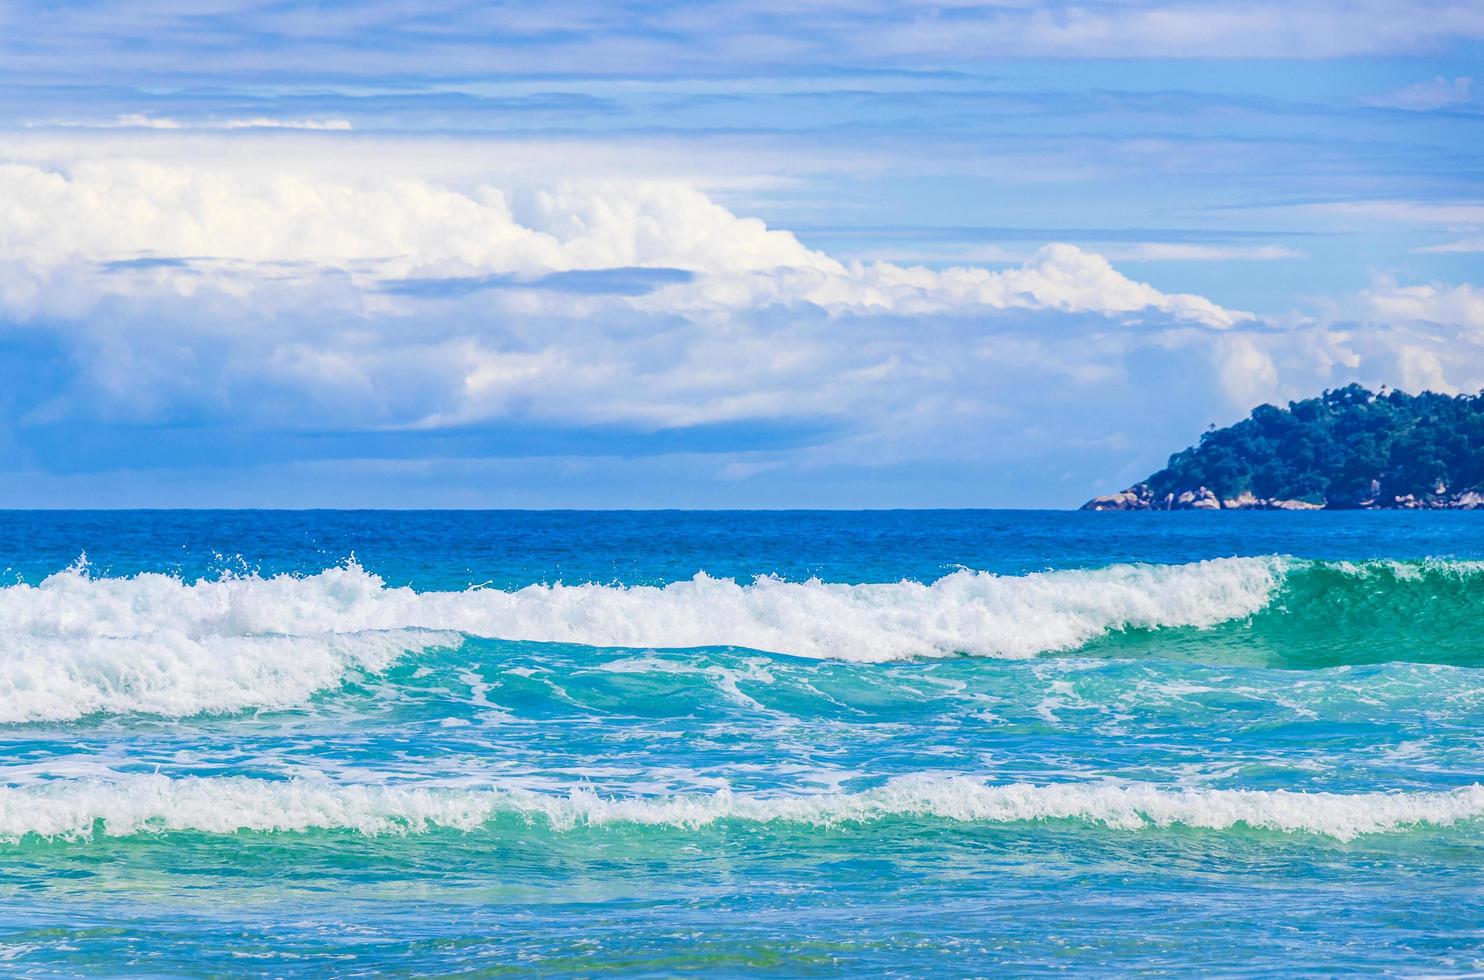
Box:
[1084,472,1484,512]
[1081,483,1154,511]
[1266,498,1324,511]
[1081,486,1333,511]
[1454,490,1484,509]
[1176,487,1221,510]
[1083,468,1484,511]
[1080,484,1479,510]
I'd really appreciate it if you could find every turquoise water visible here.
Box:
[1,511,1483,974]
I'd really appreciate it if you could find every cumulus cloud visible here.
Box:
[1216,335,1281,407]
[1202,311,1483,425]
[0,2,1475,506]
[0,146,1476,505]
[645,244,1249,326]
[1216,278,1484,404]
[0,158,1247,329]
[0,148,1273,504]
[1395,345,1455,393]
[0,161,822,278]
[1359,280,1484,334]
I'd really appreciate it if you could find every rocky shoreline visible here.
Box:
[1081,483,1484,511]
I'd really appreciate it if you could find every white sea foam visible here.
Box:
[1329,557,1484,580]
[0,630,460,722]
[1,774,1478,842]
[0,556,1290,719]
[0,557,1285,663]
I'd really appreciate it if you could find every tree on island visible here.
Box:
[1085,384,1484,510]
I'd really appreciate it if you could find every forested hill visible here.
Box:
[1083,385,1484,511]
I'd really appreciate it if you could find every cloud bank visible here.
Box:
[0,159,1243,327]
[0,155,1253,444]
[0,138,1479,505]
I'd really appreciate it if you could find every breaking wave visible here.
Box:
[1,555,1481,721]
[1079,556,1484,668]
[2,774,1479,843]
[0,556,1282,662]
[0,630,460,723]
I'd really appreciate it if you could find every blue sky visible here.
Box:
[0,0,1480,506]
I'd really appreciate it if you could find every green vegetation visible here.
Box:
[1146,385,1484,506]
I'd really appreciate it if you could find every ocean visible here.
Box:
[1,509,1482,975]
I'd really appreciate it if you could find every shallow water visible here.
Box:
[1,510,1482,974]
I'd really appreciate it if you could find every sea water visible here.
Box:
[0,510,1482,974]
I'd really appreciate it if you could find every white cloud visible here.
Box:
[1,0,1481,74]
[0,143,1477,495]
[0,158,1247,328]
[0,4,1475,503]
[1364,75,1475,111]
[1282,200,1484,258]
[1299,200,1484,225]
[0,161,827,279]
[839,1,1484,59]
[1413,237,1484,254]
[1216,335,1281,406]
[649,244,1250,327]
[0,148,1261,460]
[1359,280,1484,333]
[1107,243,1306,262]
[839,241,1305,266]
[30,115,355,131]
[1396,345,1455,393]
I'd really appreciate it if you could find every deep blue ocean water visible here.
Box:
[1,510,1482,975]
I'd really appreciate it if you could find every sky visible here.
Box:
[0,1,1480,507]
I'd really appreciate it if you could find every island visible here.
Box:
[1083,384,1484,510]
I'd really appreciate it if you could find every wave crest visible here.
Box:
[5,554,1480,721]
[0,630,460,723]
[0,557,1284,662]
[3,774,1478,842]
